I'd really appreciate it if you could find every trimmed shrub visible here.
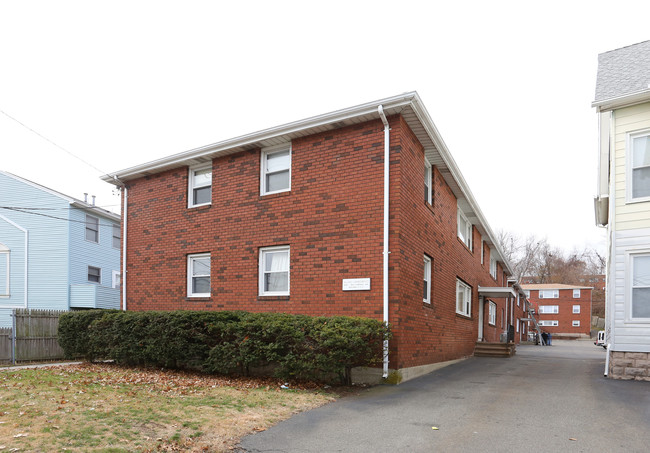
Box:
[58,309,389,384]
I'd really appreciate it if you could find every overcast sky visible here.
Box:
[2,1,650,255]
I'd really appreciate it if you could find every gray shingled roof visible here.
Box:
[594,40,650,102]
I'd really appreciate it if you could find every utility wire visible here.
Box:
[0,108,110,176]
[0,206,119,227]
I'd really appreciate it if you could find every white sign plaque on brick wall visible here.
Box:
[342,278,371,291]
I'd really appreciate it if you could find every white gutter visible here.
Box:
[378,105,390,379]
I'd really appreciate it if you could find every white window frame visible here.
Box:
[488,301,496,325]
[187,253,211,298]
[524,290,530,298]
[112,270,120,289]
[539,289,559,299]
[85,214,99,243]
[572,320,581,327]
[626,129,650,203]
[423,255,432,304]
[0,244,9,298]
[424,157,432,204]
[573,289,581,298]
[489,253,497,279]
[188,164,212,208]
[480,240,484,265]
[538,320,559,327]
[259,246,290,296]
[88,266,101,284]
[112,223,121,249]
[627,251,650,322]
[456,279,471,317]
[261,143,292,196]
[457,205,472,250]
[573,304,580,314]
[539,305,559,314]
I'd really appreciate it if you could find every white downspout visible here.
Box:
[378,105,390,378]
[121,185,128,311]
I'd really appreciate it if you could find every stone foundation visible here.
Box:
[609,351,650,381]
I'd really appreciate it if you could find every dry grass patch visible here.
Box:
[0,363,338,452]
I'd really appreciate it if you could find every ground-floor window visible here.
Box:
[488,301,496,325]
[456,279,471,317]
[187,253,211,297]
[260,246,290,296]
[572,320,580,327]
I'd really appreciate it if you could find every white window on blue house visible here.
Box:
[112,224,121,249]
[0,243,9,297]
[259,246,290,295]
[628,130,650,201]
[88,266,101,284]
[630,254,650,319]
[261,144,291,195]
[85,215,99,243]
[188,253,211,297]
[112,270,120,289]
[188,165,212,208]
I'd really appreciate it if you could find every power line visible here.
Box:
[0,108,110,176]
[0,206,119,227]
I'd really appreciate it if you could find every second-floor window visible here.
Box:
[490,253,497,280]
[188,165,212,208]
[85,215,99,243]
[573,289,581,298]
[112,224,121,249]
[262,144,291,195]
[539,289,559,299]
[628,131,650,201]
[457,206,472,250]
[424,158,432,204]
[423,255,432,304]
[539,305,559,314]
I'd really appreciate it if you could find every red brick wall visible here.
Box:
[123,114,519,370]
[528,289,592,335]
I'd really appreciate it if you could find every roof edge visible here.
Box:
[592,89,650,111]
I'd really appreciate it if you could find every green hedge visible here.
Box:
[58,310,389,384]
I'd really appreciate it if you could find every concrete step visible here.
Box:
[474,342,516,358]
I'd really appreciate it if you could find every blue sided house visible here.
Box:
[0,171,121,327]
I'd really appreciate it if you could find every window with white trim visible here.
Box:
[572,320,580,327]
[524,290,530,298]
[457,206,472,250]
[538,320,558,327]
[0,243,9,297]
[539,305,559,314]
[423,255,432,304]
[489,253,497,279]
[112,224,121,249]
[85,215,99,243]
[539,289,559,299]
[112,270,120,289]
[261,144,291,195]
[573,304,580,314]
[188,165,212,207]
[88,266,101,284]
[456,279,471,317]
[187,253,211,297]
[480,241,484,265]
[573,289,581,298]
[631,254,650,319]
[424,158,432,204]
[260,246,290,296]
[488,301,496,325]
[628,130,650,201]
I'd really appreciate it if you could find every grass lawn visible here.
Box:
[0,363,338,452]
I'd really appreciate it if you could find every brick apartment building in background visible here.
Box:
[102,92,529,382]
[522,284,592,338]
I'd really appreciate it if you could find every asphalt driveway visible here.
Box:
[238,340,650,452]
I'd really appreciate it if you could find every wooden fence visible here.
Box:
[0,309,66,364]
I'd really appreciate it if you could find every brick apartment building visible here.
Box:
[102,92,529,382]
[522,284,592,338]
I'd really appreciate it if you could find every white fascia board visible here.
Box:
[478,286,517,298]
[592,90,650,112]
[409,97,515,276]
[101,92,418,184]
[69,201,121,222]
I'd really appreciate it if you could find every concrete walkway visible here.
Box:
[238,340,650,452]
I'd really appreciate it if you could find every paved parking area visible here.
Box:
[239,340,650,452]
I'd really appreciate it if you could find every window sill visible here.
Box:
[260,190,291,200]
[423,301,433,308]
[456,312,472,320]
[257,295,290,301]
[188,204,211,211]
[457,237,473,254]
[185,297,212,302]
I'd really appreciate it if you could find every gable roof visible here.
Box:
[101,92,514,275]
[0,170,120,222]
[593,40,650,111]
